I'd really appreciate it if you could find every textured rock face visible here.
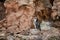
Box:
[52,0,60,19]
[51,0,60,27]
[2,0,54,33]
[4,0,35,33]
[0,0,59,33]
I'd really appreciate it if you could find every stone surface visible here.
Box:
[4,0,35,33]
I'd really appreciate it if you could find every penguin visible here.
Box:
[33,17,41,30]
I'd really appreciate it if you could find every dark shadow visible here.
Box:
[0,0,6,21]
[50,0,54,6]
[0,38,6,40]
[0,0,5,3]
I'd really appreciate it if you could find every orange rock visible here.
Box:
[5,0,35,33]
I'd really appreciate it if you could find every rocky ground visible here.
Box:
[0,27,60,40]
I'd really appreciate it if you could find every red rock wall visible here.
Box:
[4,0,35,33]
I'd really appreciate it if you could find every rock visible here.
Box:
[16,34,42,40]
[40,21,51,30]
[7,35,15,40]
[41,27,60,40]
[42,0,52,8]
[48,36,60,40]
[52,0,60,20]
[0,29,6,40]
[4,0,35,33]
[29,29,40,35]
